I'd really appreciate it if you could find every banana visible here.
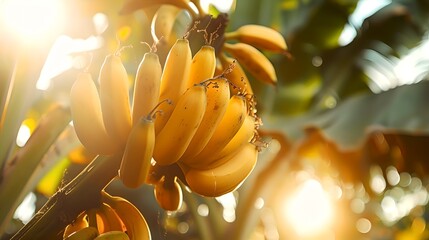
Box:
[224,24,287,53]
[184,94,248,167]
[201,115,257,168]
[63,211,89,238]
[99,54,132,146]
[101,191,151,240]
[96,203,125,234]
[119,114,156,189]
[70,72,118,155]
[64,226,99,240]
[219,54,253,96]
[181,142,259,197]
[186,45,216,88]
[131,52,162,126]
[151,5,181,47]
[154,176,183,211]
[153,84,207,166]
[180,78,230,161]
[155,38,192,134]
[223,42,277,86]
[94,231,130,240]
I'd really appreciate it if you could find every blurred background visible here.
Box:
[1,0,429,239]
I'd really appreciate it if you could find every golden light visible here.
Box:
[283,179,334,237]
[1,0,64,42]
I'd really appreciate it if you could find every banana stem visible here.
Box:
[182,190,214,240]
[11,152,123,240]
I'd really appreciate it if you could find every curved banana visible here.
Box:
[94,231,130,240]
[96,203,124,234]
[63,211,89,238]
[64,226,99,240]
[219,54,253,96]
[180,78,230,161]
[99,54,132,146]
[153,85,207,166]
[181,142,258,197]
[223,42,277,86]
[70,73,118,155]
[155,38,192,134]
[186,45,216,88]
[101,192,151,240]
[185,94,248,167]
[119,114,155,189]
[154,176,183,211]
[151,5,181,47]
[131,52,162,126]
[224,24,287,53]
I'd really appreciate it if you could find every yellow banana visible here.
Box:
[186,45,216,88]
[99,54,132,146]
[180,78,230,161]
[219,54,253,96]
[224,24,287,53]
[63,211,89,238]
[119,114,155,189]
[223,42,277,85]
[181,142,259,197]
[201,115,257,168]
[154,176,183,211]
[131,52,162,126]
[155,38,192,134]
[94,231,130,240]
[185,94,248,167]
[151,5,181,47]
[101,191,151,240]
[153,85,207,166]
[70,72,118,155]
[96,203,125,234]
[63,226,99,240]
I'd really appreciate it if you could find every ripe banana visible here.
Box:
[151,5,181,47]
[154,176,183,211]
[155,38,192,133]
[102,191,151,240]
[153,85,207,166]
[186,45,216,87]
[99,54,132,146]
[224,24,287,53]
[63,226,99,240]
[219,54,253,96]
[119,114,155,189]
[94,231,130,240]
[131,52,161,126]
[63,211,89,238]
[180,78,230,161]
[185,94,248,167]
[70,72,118,155]
[96,203,124,234]
[223,42,277,86]
[181,142,259,197]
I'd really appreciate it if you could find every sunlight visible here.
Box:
[199,0,234,13]
[284,179,333,236]
[1,0,64,42]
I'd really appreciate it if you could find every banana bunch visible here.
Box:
[62,191,151,240]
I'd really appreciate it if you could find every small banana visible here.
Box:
[180,78,230,161]
[155,38,192,134]
[131,52,161,126]
[154,176,183,211]
[223,42,277,86]
[151,5,181,47]
[153,84,207,166]
[63,226,99,240]
[219,54,253,96]
[185,94,248,167]
[119,113,156,189]
[181,142,259,197]
[224,24,287,53]
[96,203,124,234]
[94,231,130,240]
[70,73,118,155]
[63,211,89,238]
[101,191,151,240]
[186,45,216,88]
[99,54,132,146]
